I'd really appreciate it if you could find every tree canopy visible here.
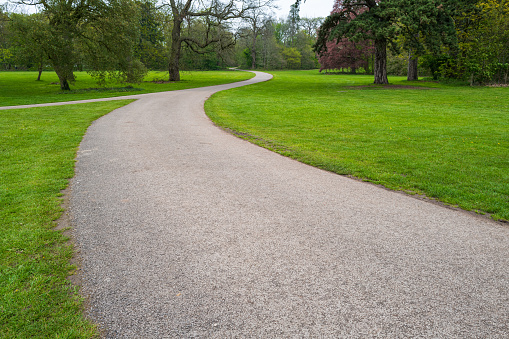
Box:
[8,0,146,89]
[314,0,459,84]
[1,0,508,86]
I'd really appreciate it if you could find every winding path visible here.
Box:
[68,71,509,338]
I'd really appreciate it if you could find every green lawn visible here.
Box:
[0,70,255,106]
[0,101,135,338]
[206,70,509,221]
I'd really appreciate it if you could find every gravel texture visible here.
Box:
[69,71,509,338]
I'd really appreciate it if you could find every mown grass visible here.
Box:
[0,70,255,106]
[0,101,136,338]
[206,70,509,221]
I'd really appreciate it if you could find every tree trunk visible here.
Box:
[54,69,71,90]
[373,38,388,84]
[52,64,73,90]
[48,50,74,90]
[169,17,182,82]
[60,78,70,91]
[407,50,418,81]
[250,49,256,69]
[36,61,43,81]
[251,25,257,69]
[250,41,256,69]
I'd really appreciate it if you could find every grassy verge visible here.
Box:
[0,101,133,338]
[0,70,255,106]
[205,70,509,221]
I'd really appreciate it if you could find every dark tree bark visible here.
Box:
[52,60,74,90]
[169,16,183,81]
[373,38,388,84]
[36,60,43,81]
[407,49,418,81]
[168,0,191,81]
[250,22,257,69]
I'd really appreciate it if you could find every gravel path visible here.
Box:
[69,71,509,338]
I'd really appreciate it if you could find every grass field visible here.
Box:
[0,70,255,106]
[0,70,254,338]
[206,70,509,221]
[0,101,135,337]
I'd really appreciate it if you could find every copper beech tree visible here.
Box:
[318,1,373,73]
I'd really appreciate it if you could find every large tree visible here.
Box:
[165,0,260,81]
[0,6,13,70]
[314,0,458,84]
[12,0,144,90]
[134,0,167,70]
[299,17,324,39]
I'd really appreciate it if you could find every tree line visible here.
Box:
[313,0,509,85]
[1,0,508,89]
[0,0,322,89]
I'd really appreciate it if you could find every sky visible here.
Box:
[1,0,334,19]
[273,0,333,19]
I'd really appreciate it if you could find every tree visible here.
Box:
[11,0,145,90]
[455,0,509,84]
[286,2,300,46]
[0,6,13,70]
[240,0,275,69]
[282,46,301,68]
[81,0,148,85]
[317,1,373,73]
[318,37,373,72]
[259,20,285,68]
[300,17,324,39]
[8,13,48,79]
[314,0,458,84]
[293,30,318,69]
[165,0,260,81]
[396,0,457,81]
[314,0,396,84]
[179,17,235,70]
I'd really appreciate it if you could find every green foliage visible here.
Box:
[282,47,302,69]
[6,0,147,90]
[0,48,13,68]
[206,70,509,221]
[135,0,167,70]
[235,8,322,70]
[386,51,408,76]
[456,0,509,84]
[421,53,451,80]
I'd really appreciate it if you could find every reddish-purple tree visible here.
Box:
[318,0,374,73]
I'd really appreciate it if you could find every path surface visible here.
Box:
[70,71,509,338]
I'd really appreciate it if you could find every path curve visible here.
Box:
[70,71,509,338]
